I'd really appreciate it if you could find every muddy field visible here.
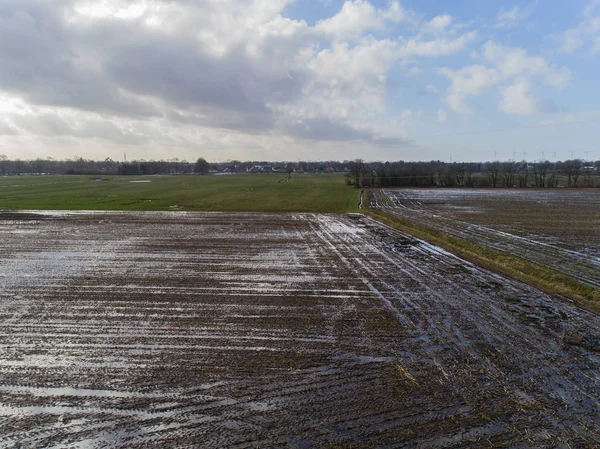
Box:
[0,211,599,448]
[371,189,600,288]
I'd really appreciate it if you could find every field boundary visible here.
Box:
[362,190,600,315]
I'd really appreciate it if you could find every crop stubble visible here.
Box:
[0,211,598,447]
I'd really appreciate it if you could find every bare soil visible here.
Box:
[0,211,599,447]
[371,188,600,288]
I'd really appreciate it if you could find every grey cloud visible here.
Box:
[11,113,73,136]
[0,2,161,118]
[0,121,18,135]
[284,118,375,141]
[283,117,413,148]
[11,113,148,144]
[0,0,463,151]
[0,1,312,132]
[100,28,309,131]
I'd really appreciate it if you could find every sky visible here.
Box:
[0,0,599,162]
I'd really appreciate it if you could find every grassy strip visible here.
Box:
[363,196,600,315]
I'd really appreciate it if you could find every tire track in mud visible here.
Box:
[311,213,600,446]
[0,211,599,447]
[373,189,600,288]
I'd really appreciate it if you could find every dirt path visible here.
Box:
[0,211,598,447]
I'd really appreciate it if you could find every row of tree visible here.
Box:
[0,156,327,176]
[0,155,598,187]
[347,159,600,188]
[0,156,212,176]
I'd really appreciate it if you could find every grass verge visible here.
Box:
[363,192,600,315]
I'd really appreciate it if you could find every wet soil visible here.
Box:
[372,189,600,288]
[0,211,598,447]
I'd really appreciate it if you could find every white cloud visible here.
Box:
[438,65,500,113]
[315,0,404,40]
[439,41,570,116]
[495,3,536,29]
[482,41,571,89]
[482,42,546,76]
[381,1,406,22]
[496,7,521,28]
[439,65,501,96]
[437,109,447,122]
[554,1,600,54]
[426,14,453,33]
[438,41,571,115]
[499,78,554,116]
[544,67,572,89]
[398,31,477,57]
[444,93,472,115]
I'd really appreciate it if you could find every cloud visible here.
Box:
[315,0,404,40]
[0,0,481,158]
[0,2,162,118]
[439,65,501,96]
[444,93,472,115]
[0,120,18,136]
[482,41,571,88]
[10,112,149,144]
[554,1,600,54]
[439,41,570,115]
[398,31,477,57]
[499,79,556,115]
[426,14,453,33]
[495,3,536,29]
[438,65,501,113]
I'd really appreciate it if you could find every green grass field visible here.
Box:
[0,173,360,213]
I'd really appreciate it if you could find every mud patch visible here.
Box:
[0,211,598,447]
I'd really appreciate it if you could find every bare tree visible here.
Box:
[465,164,475,187]
[487,161,501,187]
[501,162,517,187]
[534,161,552,187]
[453,164,466,186]
[517,162,530,187]
[349,159,364,188]
[562,159,581,187]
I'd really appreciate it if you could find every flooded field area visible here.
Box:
[371,189,600,288]
[0,211,599,447]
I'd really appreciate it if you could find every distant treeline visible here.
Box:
[0,156,598,188]
[350,159,600,188]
